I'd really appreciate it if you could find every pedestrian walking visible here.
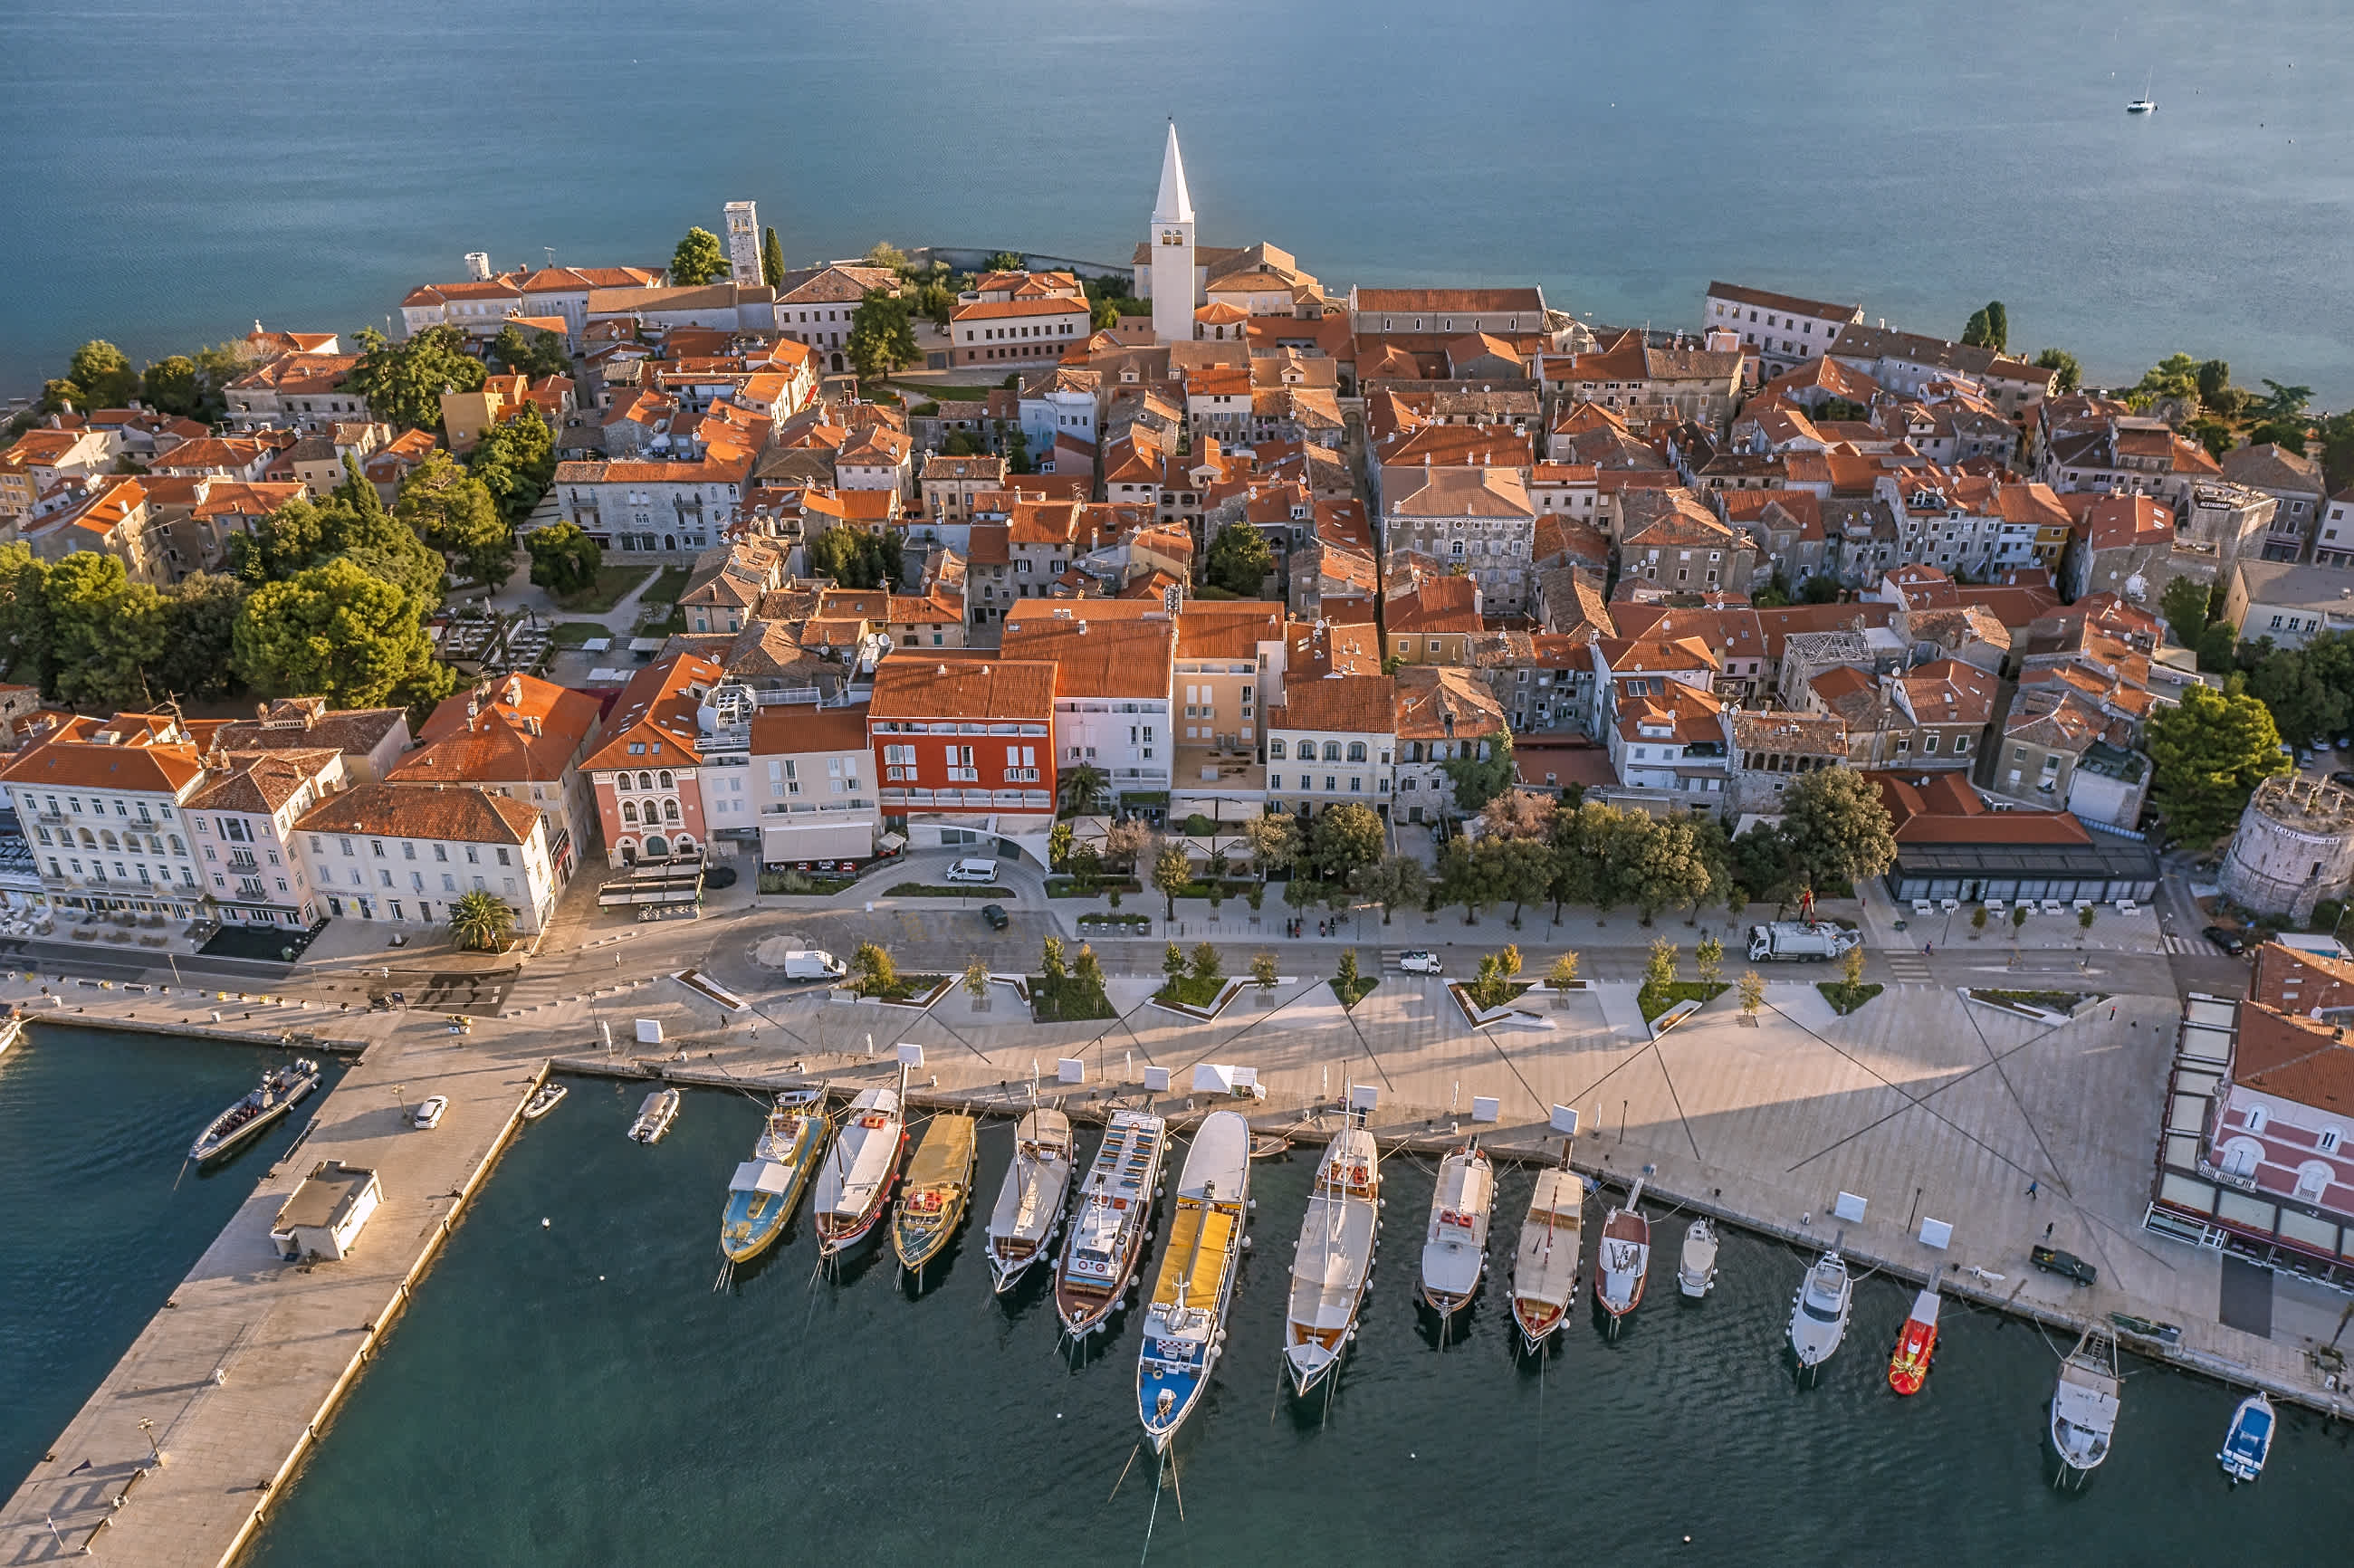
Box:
[2107,1005,2116,1020]
[1924,942,1934,956]
[2025,1180,2040,1200]
[2044,1221,2055,1240]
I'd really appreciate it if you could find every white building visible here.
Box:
[723,200,762,286]
[0,712,213,920]
[1149,121,1196,345]
[748,703,878,865]
[295,783,560,935]
[1264,675,1396,819]
[1703,282,1864,379]
[1000,611,1178,798]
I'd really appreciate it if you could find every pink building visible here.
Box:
[579,653,723,865]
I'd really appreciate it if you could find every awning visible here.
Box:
[1191,1064,1256,1093]
[730,1160,789,1195]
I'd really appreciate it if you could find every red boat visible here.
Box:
[1887,1287,1939,1395]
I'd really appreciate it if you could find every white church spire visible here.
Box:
[1153,119,1194,225]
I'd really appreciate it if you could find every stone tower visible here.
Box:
[1148,121,1196,344]
[722,201,762,286]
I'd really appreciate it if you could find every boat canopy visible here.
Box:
[731,1160,789,1194]
[905,1114,977,1187]
[1152,1202,1239,1310]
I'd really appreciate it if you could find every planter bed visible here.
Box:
[850,974,952,1010]
[1637,980,1727,1025]
[1029,973,1117,1022]
[1151,975,1246,1020]
[1815,980,1884,1017]
[1077,913,1153,933]
[885,883,1011,899]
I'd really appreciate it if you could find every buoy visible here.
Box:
[541,1218,550,1228]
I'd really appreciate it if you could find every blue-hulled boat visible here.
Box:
[720,1090,828,1264]
[1137,1111,1250,1453]
[2217,1391,2274,1483]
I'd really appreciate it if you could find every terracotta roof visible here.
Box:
[1871,770,2090,846]
[580,653,722,771]
[1354,288,1544,314]
[0,713,207,794]
[1268,674,1396,735]
[2233,1002,2354,1114]
[999,617,1173,701]
[393,675,603,787]
[295,781,541,846]
[949,297,1091,323]
[1392,666,1506,741]
[867,657,1055,722]
[186,749,341,815]
[748,703,871,756]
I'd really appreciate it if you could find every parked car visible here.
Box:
[2031,1245,2097,1286]
[1398,951,1443,974]
[410,1095,447,1130]
[981,904,1010,931]
[703,865,737,889]
[2330,771,2354,789]
[2203,926,2249,956]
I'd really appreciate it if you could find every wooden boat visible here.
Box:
[1509,1164,1584,1351]
[2217,1391,2274,1484]
[718,1090,828,1265]
[985,1108,1075,1294]
[190,1057,321,1163]
[1053,1110,1168,1337]
[628,1087,681,1144]
[1593,1176,1650,1333]
[1887,1287,1939,1396]
[1281,1123,1379,1396]
[1677,1219,1718,1299]
[1789,1250,1852,1372]
[2050,1327,2121,1481]
[522,1082,567,1120]
[894,1113,979,1274]
[1418,1142,1493,1320]
[813,1076,907,1257]
[1137,1111,1251,1452]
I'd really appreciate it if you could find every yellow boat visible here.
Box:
[893,1113,978,1274]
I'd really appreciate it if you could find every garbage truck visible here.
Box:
[1746,922,1861,962]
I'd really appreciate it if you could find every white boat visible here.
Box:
[1788,1250,1852,1371]
[986,1108,1076,1294]
[2051,1328,2121,1479]
[2217,1391,2274,1483]
[190,1057,321,1163]
[410,1095,447,1130]
[1508,1164,1584,1351]
[1593,1176,1650,1333]
[812,1076,907,1257]
[1281,1123,1380,1396]
[522,1082,567,1120]
[1418,1142,1493,1320]
[1137,1110,1251,1452]
[628,1087,680,1143]
[2127,69,2156,113]
[1054,1110,1168,1336]
[0,1013,23,1058]
[1678,1219,1719,1299]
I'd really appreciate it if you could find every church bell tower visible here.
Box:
[1149,120,1196,345]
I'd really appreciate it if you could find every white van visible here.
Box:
[944,857,1000,885]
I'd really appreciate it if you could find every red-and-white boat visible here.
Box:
[1593,1176,1650,1334]
[1887,1286,1939,1395]
[812,1075,907,1258]
[1509,1164,1584,1351]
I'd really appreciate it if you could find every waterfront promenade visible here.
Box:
[3,937,2344,1563]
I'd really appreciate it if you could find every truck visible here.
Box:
[780,949,847,980]
[1746,922,1861,963]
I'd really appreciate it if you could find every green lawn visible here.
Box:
[1332,975,1380,1009]
[1155,974,1228,1009]
[1816,981,1885,1016]
[548,565,655,614]
[547,621,609,646]
[1637,980,1728,1023]
[1031,973,1116,1022]
[886,883,1011,899]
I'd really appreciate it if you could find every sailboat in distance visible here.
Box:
[2127,69,2156,113]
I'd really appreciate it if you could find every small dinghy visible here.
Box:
[1677,1219,1718,1299]
[985,1108,1075,1294]
[1418,1141,1493,1322]
[522,1082,567,1120]
[2217,1391,2274,1484]
[1509,1164,1584,1352]
[2051,1327,2121,1483]
[1788,1250,1852,1373]
[1887,1288,1939,1396]
[629,1087,681,1144]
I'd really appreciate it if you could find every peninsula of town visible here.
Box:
[5,125,2354,1561]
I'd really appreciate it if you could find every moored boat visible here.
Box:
[1281,1122,1380,1396]
[1419,1142,1494,1321]
[1677,1219,1718,1299]
[1887,1287,1939,1395]
[1593,1176,1650,1333]
[719,1089,828,1264]
[1509,1164,1584,1351]
[986,1108,1075,1294]
[2217,1391,2274,1483]
[813,1076,907,1258]
[1137,1110,1251,1451]
[628,1087,681,1144]
[0,1012,24,1059]
[1789,1250,1852,1372]
[522,1082,567,1120]
[2050,1327,2121,1481]
[190,1057,321,1163]
[894,1112,979,1275]
[1053,1109,1168,1337]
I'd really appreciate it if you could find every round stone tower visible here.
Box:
[2218,774,2354,921]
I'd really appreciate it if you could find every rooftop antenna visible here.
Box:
[545,246,557,269]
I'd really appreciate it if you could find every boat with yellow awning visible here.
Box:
[1137,1110,1251,1452]
[894,1112,979,1276]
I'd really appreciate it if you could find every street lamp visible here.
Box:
[138,1418,163,1468]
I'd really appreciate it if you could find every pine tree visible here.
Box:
[761,226,785,288]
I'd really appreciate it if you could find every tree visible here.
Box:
[525,520,602,597]
[45,551,165,709]
[1203,522,1274,596]
[1960,301,2007,353]
[1309,803,1385,885]
[1440,730,1514,817]
[1478,789,1555,841]
[485,322,569,380]
[2147,684,2292,845]
[1737,970,1766,1019]
[397,454,511,588]
[846,289,919,379]
[1073,943,1105,996]
[1153,841,1192,920]
[1163,941,1187,982]
[2160,573,2214,651]
[761,226,785,289]
[64,340,140,411]
[1190,942,1221,984]
[1841,943,1866,991]
[851,940,898,995]
[1777,770,1897,895]
[447,890,517,952]
[1358,852,1429,923]
[1546,951,1580,990]
[2319,410,2354,494]
[1242,811,1298,883]
[1628,814,1715,923]
[348,325,485,433]
[1251,951,1278,993]
[963,956,990,1001]
[152,572,245,702]
[139,355,204,420]
[1695,933,1725,986]
[2134,352,2201,404]
[671,226,729,286]
[863,242,911,274]
[1436,837,1492,923]
[1102,817,1153,870]
[234,557,441,709]
[1644,936,1678,994]
[1059,762,1108,815]
[2031,348,2081,395]
[1485,834,1555,926]
[1039,934,1067,984]
[1732,820,1799,909]
[466,403,557,531]
[0,542,53,691]
[983,252,1027,273]
[2195,359,2233,402]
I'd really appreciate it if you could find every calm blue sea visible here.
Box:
[2,2,2349,400]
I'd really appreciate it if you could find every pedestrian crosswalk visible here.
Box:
[2164,933,2225,956]
[1883,949,1934,982]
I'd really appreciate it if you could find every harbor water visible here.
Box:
[0,1025,342,1495]
[244,1082,2352,1565]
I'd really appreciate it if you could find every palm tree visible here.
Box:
[1059,763,1108,816]
[448,890,517,952]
